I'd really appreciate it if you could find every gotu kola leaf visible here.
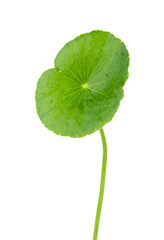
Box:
[35,30,129,137]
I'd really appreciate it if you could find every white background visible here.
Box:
[0,0,164,239]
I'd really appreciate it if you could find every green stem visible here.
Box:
[93,128,107,240]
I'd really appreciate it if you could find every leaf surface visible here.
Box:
[35,30,129,137]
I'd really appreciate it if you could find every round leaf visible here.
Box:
[35,30,129,137]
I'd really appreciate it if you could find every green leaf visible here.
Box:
[35,30,129,138]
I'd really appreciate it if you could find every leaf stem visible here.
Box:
[93,128,107,240]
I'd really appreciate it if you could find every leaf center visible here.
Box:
[82,83,88,89]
